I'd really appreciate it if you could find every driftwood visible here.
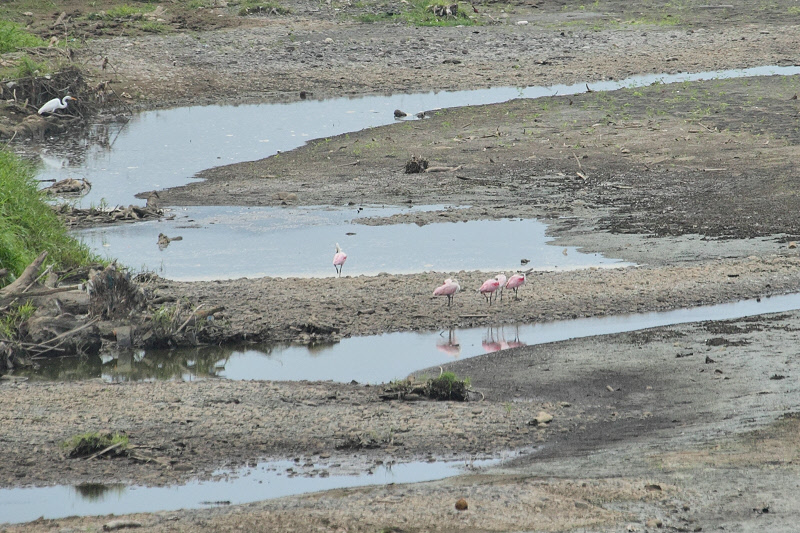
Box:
[27,317,100,357]
[42,178,91,196]
[0,251,47,299]
[85,441,125,461]
[425,165,462,173]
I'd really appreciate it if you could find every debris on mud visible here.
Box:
[0,253,225,373]
[336,431,398,450]
[42,177,91,196]
[289,319,341,344]
[380,371,476,401]
[62,431,129,459]
[428,3,459,18]
[87,263,147,319]
[404,155,429,174]
[54,203,164,228]
[0,66,94,138]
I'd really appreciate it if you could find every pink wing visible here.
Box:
[506,274,525,289]
[479,279,500,293]
[434,281,458,296]
[333,252,347,266]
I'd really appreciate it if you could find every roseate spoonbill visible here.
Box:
[478,277,500,305]
[433,278,461,307]
[506,269,531,300]
[38,96,76,115]
[495,273,507,301]
[333,243,347,277]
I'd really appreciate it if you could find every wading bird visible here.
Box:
[495,273,507,301]
[332,243,347,277]
[433,278,461,307]
[506,269,531,300]
[478,277,501,305]
[38,95,76,115]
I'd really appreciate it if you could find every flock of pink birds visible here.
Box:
[433,272,528,307]
[332,243,529,305]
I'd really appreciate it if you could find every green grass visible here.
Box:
[10,55,49,78]
[356,0,475,26]
[0,19,45,54]
[61,431,129,458]
[0,300,34,339]
[141,20,168,33]
[0,151,95,283]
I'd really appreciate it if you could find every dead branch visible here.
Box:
[175,304,204,335]
[85,441,124,461]
[28,317,100,357]
[0,252,47,298]
[425,165,463,173]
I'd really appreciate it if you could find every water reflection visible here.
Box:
[73,483,126,502]
[435,329,461,358]
[16,292,800,385]
[481,325,527,354]
[25,347,232,382]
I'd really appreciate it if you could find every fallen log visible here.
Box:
[0,251,47,298]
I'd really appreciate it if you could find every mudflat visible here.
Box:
[4,0,800,530]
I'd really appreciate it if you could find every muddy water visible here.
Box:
[0,457,499,525]
[22,292,800,384]
[76,205,628,280]
[30,65,800,208]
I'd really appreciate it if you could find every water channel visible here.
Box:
[0,457,499,525]
[30,65,800,209]
[22,292,800,384]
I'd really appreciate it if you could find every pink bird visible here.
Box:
[505,270,530,300]
[332,243,347,277]
[477,277,501,305]
[433,278,461,307]
[495,273,507,301]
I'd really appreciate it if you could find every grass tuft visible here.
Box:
[381,371,473,401]
[0,300,34,340]
[61,431,129,458]
[0,19,45,54]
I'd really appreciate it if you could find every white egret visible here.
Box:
[38,95,76,115]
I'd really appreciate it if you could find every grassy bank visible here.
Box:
[0,150,95,282]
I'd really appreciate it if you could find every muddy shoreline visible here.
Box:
[5,0,800,529]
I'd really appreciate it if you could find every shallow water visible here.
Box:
[22,293,800,384]
[0,457,497,525]
[30,65,800,208]
[76,205,628,280]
